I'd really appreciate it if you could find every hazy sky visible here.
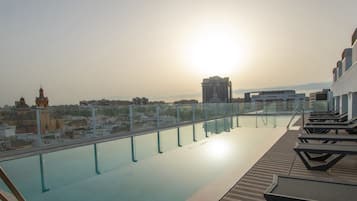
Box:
[0,0,356,106]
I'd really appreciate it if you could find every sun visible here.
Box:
[184,25,247,76]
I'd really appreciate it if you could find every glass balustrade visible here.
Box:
[0,99,331,200]
[0,100,330,155]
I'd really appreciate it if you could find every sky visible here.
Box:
[0,0,356,106]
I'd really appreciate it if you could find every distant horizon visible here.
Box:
[0,81,331,107]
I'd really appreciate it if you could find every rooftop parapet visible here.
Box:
[337,60,343,77]
[341,48,352,59]
[332,68,337,82]
[341,48,353,71]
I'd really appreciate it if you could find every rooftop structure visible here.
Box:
[331,28,357,120]
[201,76,232,103]
[132,97,149,105]
[80,99,132,106]
[245,90,305,102]
[14,97,29,109]
[173,99,198,104]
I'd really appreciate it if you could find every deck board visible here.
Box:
[220,128,357,201]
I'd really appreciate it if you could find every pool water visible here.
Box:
[0,116,298,201]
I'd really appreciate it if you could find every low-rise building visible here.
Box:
[245,90,305,102]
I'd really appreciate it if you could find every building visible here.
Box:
[173,99,198,104]
[35,88,63,134]
[36,88,49,107]
[309,89,332,111]
[202,76,232,103]
[13,97,37,134]
[309,89,330,102]
[15,97,29,108]
[244,90,305,102]
[132,97,149,105]
[80,99,132,106]
[331,28,357,120]
[0,124,16,138]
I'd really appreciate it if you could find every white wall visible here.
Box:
[348,92,357,120]
[331,62,357,96]
[353,42,357,65]
[342,58,346,72]
[335,96,340,113]
[342,94,348,114]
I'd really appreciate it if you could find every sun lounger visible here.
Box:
[297,134,357,160]
[294,143,357,170]
[305,117,357,126]
[308,113,348,122]
[309,111,339,116]
[303,122,357,134]
[264,174,357,201]
[298,133,357,143]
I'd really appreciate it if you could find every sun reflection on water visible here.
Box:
[205,138,232,160]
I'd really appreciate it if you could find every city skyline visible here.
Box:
[1,0,357,106]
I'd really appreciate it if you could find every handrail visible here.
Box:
[286,103,301,129]
[0,167,26,201]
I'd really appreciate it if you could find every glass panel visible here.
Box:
[132,105,157,131]
[257,115,274,128]
[237,116,258,128]
[214,118,230,133]
[47,105,92,143]
[159,104,177,128]
[0,108,37,152]
[311,100,328,112]
[204,120,217,134]
[194,103,205,122]
[204,103,218,120]
[95,106,129,136]
[178,104,193,123]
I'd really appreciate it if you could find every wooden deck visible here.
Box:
[220,128,357,201]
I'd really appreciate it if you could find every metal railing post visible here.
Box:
[204,104,208,138]
[230,103,233,129]
[36,108,42,146]
[254,102,258,128]
[237,103,239,127]
[192,104,197,142]
[223,104,227,131]
[302,108,305,128]
[91,106,96,136]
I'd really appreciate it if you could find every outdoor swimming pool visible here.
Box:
[0,115,299,201]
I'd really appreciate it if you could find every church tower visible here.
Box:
[35,88,49,107]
